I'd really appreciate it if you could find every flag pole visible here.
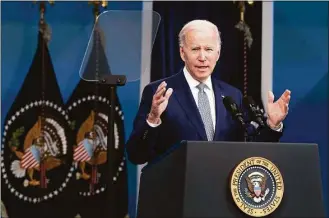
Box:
[87,0,108,195]
[233,0,254,98]
[33,0,54,189]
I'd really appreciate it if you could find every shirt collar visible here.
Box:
[183,66,213,91]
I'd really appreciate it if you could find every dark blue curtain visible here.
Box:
[150,1,263,105]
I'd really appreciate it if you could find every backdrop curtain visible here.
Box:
[150,1,263,105]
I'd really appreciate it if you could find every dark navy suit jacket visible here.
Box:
[126,70,283,165]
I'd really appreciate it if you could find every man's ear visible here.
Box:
[216,48,220,61]
[180,47,185,62]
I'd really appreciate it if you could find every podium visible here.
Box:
[137,141,325,218]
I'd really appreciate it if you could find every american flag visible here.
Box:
[21,146,40,169]
[74,139,93,162]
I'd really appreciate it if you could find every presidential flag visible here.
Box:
[1,26,74,218]
[66,26,128,218]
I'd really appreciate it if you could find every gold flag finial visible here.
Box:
[233,0,253,48]
[88,0,108,21]
[33,1,54,43]
[233,0,253,21]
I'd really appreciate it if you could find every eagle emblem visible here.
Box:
[73,110,108,181]
[67,94,125,196]
[245,172,270,203]
[10,116,64,187]
[230,157,284,217]
[1,100,74,204]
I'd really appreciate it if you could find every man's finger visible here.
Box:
[280,89,291,104]
[155,89,173,105]
[164,88,173,99]
[155,81,167,95]
[154,87,167,99]
[279,100,289,114]
[156,96,167,105]
[268,91,274,103]
[284,89,291,96]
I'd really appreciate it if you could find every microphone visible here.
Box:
[222,96,246,127]
[243,96,265,128]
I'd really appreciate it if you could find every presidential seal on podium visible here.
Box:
[230,157,284,217]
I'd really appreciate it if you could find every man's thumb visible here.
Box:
[268,91,274,103]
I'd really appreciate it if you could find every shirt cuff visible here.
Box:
[146,118,162,128]
[268,121,283,132]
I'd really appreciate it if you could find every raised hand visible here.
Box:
[266,89,291,128]
[147,81,173,124]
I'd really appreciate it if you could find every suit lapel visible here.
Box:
[212,79,227,141]
[173,72,208,140]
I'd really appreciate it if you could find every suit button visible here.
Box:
[142,130,148,139]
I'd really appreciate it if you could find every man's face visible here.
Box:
[180,27,220,82]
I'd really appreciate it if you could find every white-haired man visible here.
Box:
[126,20,291,165]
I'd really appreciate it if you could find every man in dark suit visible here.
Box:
[126,20,291,165]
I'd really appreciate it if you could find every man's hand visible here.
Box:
[147,81,173,124]
[266,89,291,128]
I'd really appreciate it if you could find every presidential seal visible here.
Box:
[230,157,284,217]
[66,94,126,196]
[1,100,74,204]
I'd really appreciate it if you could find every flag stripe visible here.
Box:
[74,142,91,162]
[21,151,39,169]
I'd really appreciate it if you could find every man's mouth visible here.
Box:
[196,66,209,69]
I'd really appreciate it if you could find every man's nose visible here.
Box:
[198,50,206,61]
